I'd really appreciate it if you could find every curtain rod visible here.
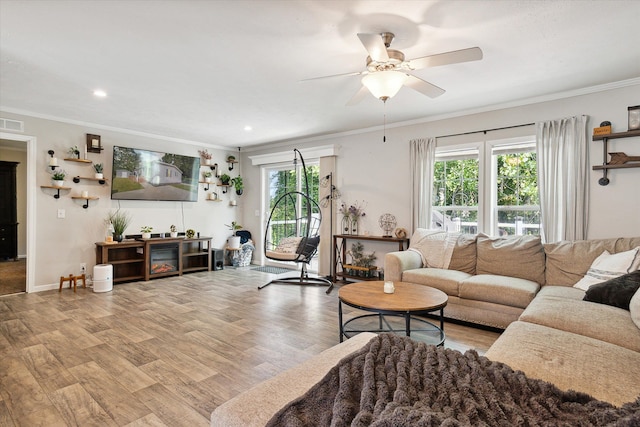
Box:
[436,122,535,139]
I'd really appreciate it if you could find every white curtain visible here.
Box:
[536,115,589,243]
[410,138,436,232]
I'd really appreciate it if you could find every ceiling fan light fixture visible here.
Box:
[361,71,407,101]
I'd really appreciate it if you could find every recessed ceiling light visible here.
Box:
[93,89,107,98]
[244,125,252,132]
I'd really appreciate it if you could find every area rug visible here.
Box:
[267,333,640,426]
[251,266,294,274]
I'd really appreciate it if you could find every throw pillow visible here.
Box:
[630,288,640,330]
[573,247,640,291]
[583,270,640,310]
[274,237,302,254]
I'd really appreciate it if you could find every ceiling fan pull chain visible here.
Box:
[383,100,387,142]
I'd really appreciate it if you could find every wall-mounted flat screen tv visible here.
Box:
[111,146,200,201]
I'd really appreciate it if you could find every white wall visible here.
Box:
[240,84,640,273]
[0,112,242,291]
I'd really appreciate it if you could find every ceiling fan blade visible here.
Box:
[408,47,483,70]
[405,75,445,98]
[346,85,370,106]
[300,70,365,82]
[357,33,389,62]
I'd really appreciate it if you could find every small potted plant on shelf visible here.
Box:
[198,149,212,165]
[225,221,242,249]
[107,209,131,242]
[68,145,80,159]
[220,173,231,185]
[51,170,66,187]
[203,170,213,183]
[231,176,243,195]
[140,225,153,239]
[93,163,104,179]
[169,224,178,238]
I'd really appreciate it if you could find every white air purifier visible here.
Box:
[93,264,113,293]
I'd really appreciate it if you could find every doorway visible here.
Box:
[0,132,35,294]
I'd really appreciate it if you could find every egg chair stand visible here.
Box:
[258,150,333,294]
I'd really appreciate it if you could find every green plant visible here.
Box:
[231,176,243,192]
[227,155,236,162]
[220,173,231,185]
[170,224,177,232]
[140,226,153,233]
[107,209,131,236]
[68,145,80,157]
[203,171,213,178]
[225,221,242,231]
[93,163,103,173]
[52,170,66,180]
[186,229,195,238]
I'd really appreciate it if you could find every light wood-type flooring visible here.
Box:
[0,268,501,426]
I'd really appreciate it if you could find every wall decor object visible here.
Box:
[87,134,102,153]
[628,106,640,131]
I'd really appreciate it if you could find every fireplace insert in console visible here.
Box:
[149,243,179,275]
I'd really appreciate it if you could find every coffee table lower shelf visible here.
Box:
[341,311,445,346]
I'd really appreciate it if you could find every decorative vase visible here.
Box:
[341,216,350,234]
[205,177,211,183]
[95,173,103,179]
[351,217,359,235]
[142,232,151,239]
[113,234,123,242]
[204,158,211,165]
[236,189,243,196]
[53,180,64,187]
[170,232,178,238]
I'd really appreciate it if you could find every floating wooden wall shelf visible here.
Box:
[592,130,640,186]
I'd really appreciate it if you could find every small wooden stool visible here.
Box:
[59,273,86,292]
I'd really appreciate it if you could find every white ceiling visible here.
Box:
[1,0,639,149]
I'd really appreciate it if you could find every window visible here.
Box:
[432,137,540,236]
[432,149,479,234]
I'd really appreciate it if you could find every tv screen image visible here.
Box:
[111,146,200,201]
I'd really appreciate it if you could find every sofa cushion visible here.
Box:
[402,268,471,296]
[583,270,640,310]
[447,233,477,274]
[485,321,640,406]
[476,234,545,285]
[544,237,640,286]
[459,275,539,309]
[520,294,640,352]
[631,288,640,330]
[536,285,585,300]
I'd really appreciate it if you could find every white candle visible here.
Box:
[81,190,89,198]
[49,157,58,166]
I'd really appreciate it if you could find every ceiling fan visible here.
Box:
[306,32,483,104]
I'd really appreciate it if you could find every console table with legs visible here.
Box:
[332,234,410,283]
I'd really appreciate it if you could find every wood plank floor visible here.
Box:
[0,268,501,426]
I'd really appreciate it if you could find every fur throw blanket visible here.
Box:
[266,334,640,426]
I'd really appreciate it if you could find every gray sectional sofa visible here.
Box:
[211,233,640,425]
